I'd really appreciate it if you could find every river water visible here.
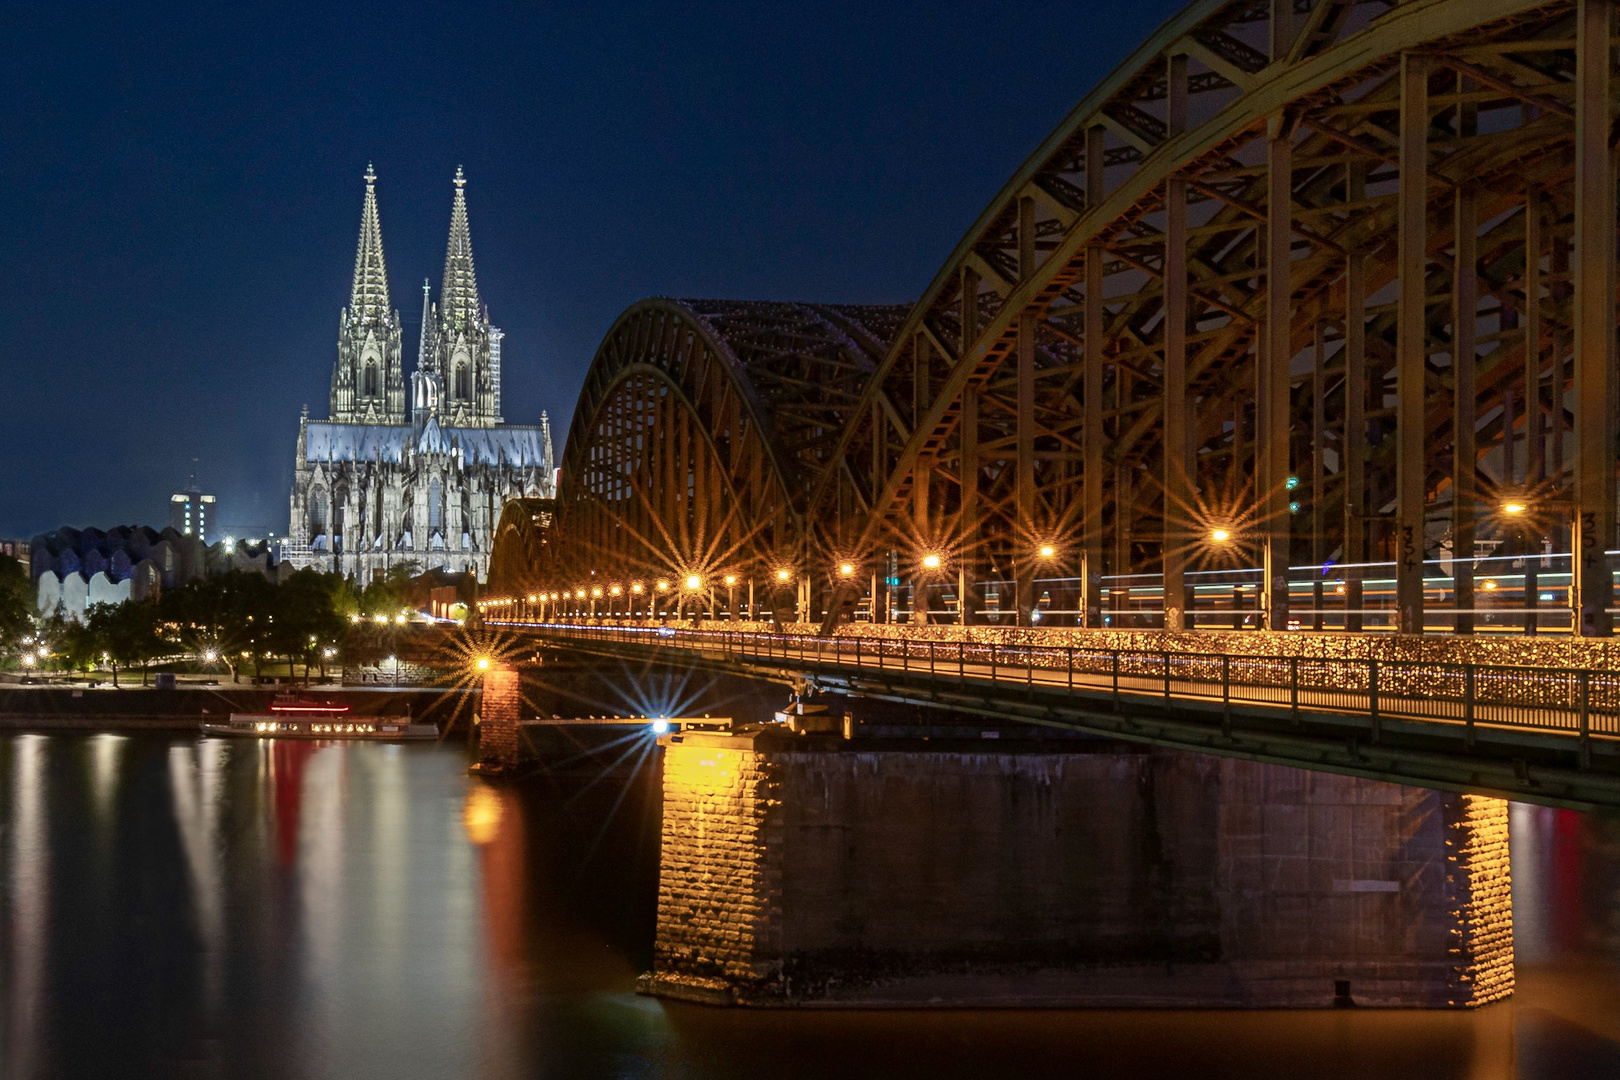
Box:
[1,730,1617,1079]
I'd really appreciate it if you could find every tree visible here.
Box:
[0,554,34,663]
[273,569,348,682]
[86,600,162,686]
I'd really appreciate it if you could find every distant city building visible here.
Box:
[0,539,28,574]
[169,483,216,541]
[27,525,279,623]
[286,165,554,584]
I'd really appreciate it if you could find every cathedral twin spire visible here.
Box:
[349,163,392,322]
[331,164,501,429]
[440,166,482,332]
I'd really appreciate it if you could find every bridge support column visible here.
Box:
[1572,0,1615,638]
[1344,248,1367,631]
[1082,237,1105,629]
[472,664,521,774]
[1261,116,1293,631]
[640,732,1513,1008]
[1395,52,1430,635]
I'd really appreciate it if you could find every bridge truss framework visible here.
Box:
[495,0,1620,639]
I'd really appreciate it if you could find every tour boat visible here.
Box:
[201,695,437,741]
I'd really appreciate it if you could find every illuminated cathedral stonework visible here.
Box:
[286,166,555,583]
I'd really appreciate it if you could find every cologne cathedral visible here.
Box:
[286,166,555,583]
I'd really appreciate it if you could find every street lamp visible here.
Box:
[1210,528,1231,543]
[1038,544,1056,559]
[685,575,702,591]
[921,553,941,570]
[1502,501,1527,516]
[775,567,792,583]
[839,561,856,577]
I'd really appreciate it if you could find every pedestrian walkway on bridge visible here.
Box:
[483,615,1620,811]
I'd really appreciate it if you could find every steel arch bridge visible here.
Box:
[495,0,1620,639]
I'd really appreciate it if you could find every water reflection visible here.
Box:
[168,740,227,1013]
[88,732,124,826]
[1,732,1618,1079]
[7,736,48,1080]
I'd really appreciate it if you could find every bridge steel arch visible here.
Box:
[511,298,906,606]
[504,0,1620,639]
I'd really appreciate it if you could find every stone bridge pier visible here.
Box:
[639,728,1513,1008]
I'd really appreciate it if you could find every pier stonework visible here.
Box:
[640,731,1513,1008]
[474,666,521,773]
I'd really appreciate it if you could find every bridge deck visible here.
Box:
[493,620,1620,810]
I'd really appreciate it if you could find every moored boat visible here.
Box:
[202,694,437,741]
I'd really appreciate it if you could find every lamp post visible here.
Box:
[683,574,702,621]
[774,567,793,626]
[631,581,644,617]
[725,574,737,620]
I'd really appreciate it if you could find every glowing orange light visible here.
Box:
[685,575,702,591]
[462,785,503,845]
[776,568,792,582]
[921,553,941,570]
[1210,528,1231,543]
[1502,502,1527,515]
[838,562,855,577]
[1038,545,1056,558]
[475,657,490,671]
[724,575,737,586]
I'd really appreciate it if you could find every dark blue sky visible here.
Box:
[0,0,1182,539]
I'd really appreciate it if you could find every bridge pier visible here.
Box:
[640,730,1512,1008]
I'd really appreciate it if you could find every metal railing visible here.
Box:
[502,620,1619,755]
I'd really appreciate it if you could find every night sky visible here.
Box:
[0,1,1183,540]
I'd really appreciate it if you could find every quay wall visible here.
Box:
[0,686,476,730]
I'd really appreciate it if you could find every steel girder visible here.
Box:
[503,0,1620,639]
[488,498,556,596]
[807,0,1620,636]
[532,298,905,599]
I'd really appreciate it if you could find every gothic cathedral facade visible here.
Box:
[287,166,555,583]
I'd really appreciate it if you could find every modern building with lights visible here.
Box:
[169,482,216,542]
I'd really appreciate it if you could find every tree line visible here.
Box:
[1,555,428,684]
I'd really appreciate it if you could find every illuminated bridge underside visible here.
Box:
[503,0,1620,639]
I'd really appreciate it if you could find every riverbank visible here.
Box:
[0,685,479,730]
